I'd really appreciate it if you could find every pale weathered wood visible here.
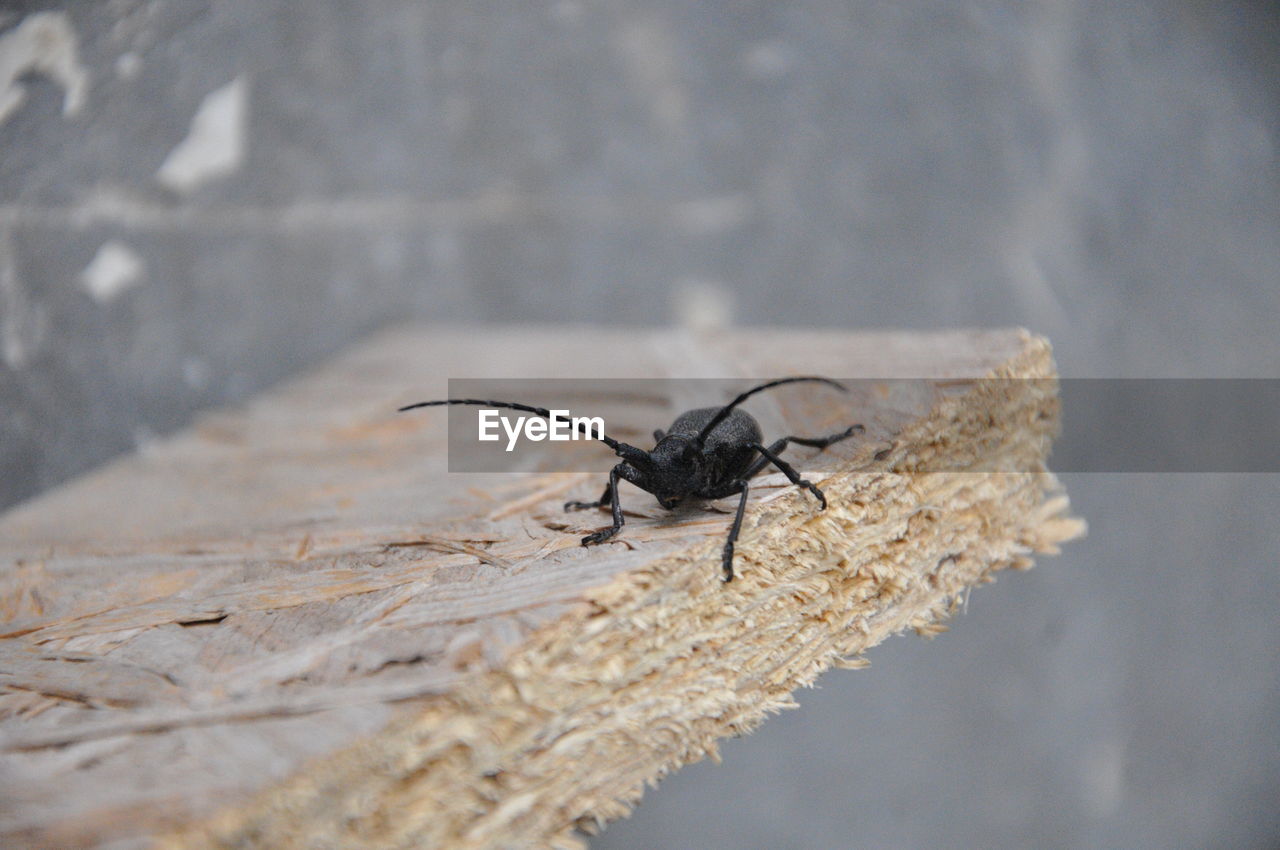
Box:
[0,325,1084,849]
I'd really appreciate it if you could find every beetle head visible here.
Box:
[634,434,705,499]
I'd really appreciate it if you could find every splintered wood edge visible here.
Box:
[163,333,1085,850]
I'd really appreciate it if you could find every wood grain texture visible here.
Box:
[0,325,1084,849]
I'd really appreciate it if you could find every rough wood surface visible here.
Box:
[0,325,1084,849]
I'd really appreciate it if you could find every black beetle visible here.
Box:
[398,377,862,581]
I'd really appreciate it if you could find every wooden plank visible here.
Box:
[0,326,1084,849]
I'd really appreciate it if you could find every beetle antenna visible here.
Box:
[397,399,651,464]
[694,377,848,447]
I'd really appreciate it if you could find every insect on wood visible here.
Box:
[398,377,863,581]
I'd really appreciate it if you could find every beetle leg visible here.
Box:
[720,479,750,582]
[742,425,863,481]
[564,479,613,512]
[581,465,625,546]
[747,441,828,509]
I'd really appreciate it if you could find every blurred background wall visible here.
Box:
[1,2,1276,847]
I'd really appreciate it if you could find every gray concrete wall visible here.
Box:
[1,2,1277,847]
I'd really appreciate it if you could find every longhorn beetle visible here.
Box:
[398,377,862,581]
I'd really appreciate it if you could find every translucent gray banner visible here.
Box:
[402,378,1279,473]
[1056,379,1278,472]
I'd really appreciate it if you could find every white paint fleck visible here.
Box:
[0,228,48,369]
[156,75,248,194]
[115,51,142,80]
[81,239,144,303]
[0,11,89,128]
[672,278,733,331]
